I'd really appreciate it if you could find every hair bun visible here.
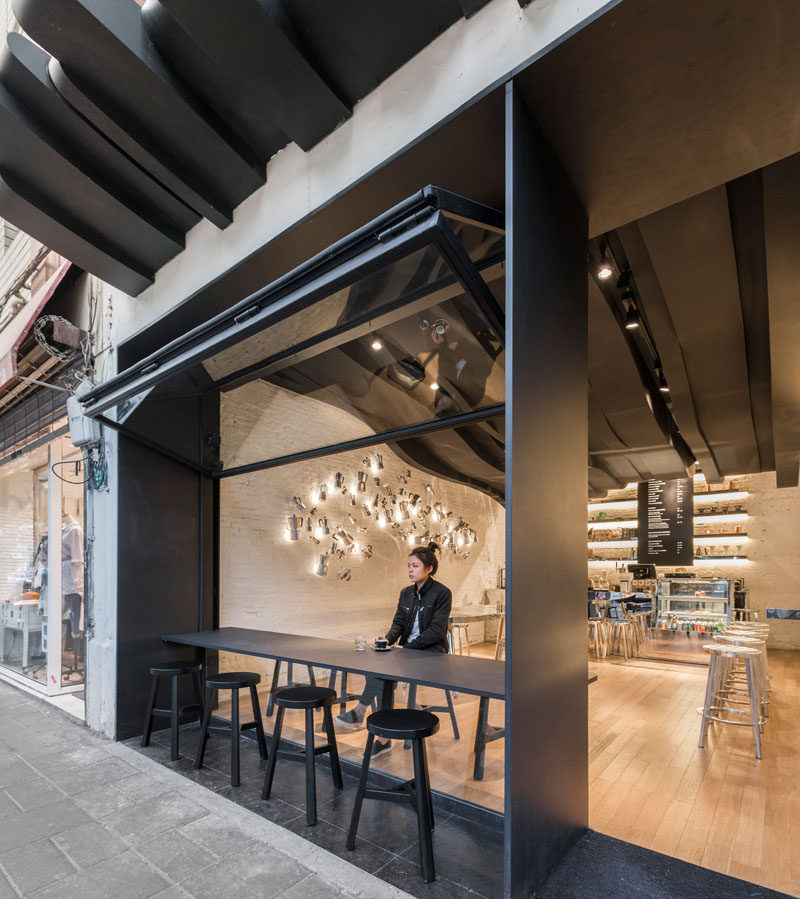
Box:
[427,541,440,554]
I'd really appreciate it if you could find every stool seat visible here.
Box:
[703,643,760,658]
[275,686,336,709]
[205,671,260,690]
[150,662,201,677]
[368,709,440,740]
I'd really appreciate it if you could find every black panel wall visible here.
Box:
[504,82,589,895]
[116,393,217,739]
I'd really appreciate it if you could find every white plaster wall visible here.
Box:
[219,385,505,678]
[110,0,616,348]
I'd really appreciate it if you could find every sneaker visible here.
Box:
[334,708,363,728]
[368,739,392,758]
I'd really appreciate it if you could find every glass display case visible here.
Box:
[656,577,731,633]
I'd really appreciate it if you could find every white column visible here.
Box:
[46,439,62,693]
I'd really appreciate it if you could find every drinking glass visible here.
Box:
[355,635,367,651]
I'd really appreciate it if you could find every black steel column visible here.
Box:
[504,81,588,896]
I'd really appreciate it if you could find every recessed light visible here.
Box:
[430,382,439,391]
[371,340,382,351]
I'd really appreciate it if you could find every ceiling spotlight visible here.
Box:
[597,249,613,280]
[625,306,640,330]
[430,382,439,391]
[371,339,382,351]
[656,368,670,393]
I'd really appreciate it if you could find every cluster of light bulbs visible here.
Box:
[283,454,477,578]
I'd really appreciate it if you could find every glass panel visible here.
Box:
[220,283,505,470]
[204,244,456,384]
[216,432,505,811]
[443,213,505,266]
[59,441,85,688]
[0,445,48,684]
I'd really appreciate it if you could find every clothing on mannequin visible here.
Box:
[61,514,84,637]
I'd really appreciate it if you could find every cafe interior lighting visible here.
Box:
[430,381,439,391]
[693,491,748,504]
[695,513,748,524]
[588,499,638,510]
[694,557,750,565]
[371,339,383,350]
[597,249,613,280]
[624,302,640,331]
[656,368,670,393]
[588,519,637,529]
[588,540,637,548]
[695,535,749,546]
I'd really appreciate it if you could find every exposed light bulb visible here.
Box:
[430,382,439,391]
[283,529,292,542]
[371,340,382,351]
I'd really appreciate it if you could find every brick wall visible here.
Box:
[218,381,505,676]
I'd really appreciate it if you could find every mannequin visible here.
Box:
[61,513,84,669]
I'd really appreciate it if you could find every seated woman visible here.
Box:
[334,542,452,757]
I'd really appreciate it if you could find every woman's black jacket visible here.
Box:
[385,577,452,653]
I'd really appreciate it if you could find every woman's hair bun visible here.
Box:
[428,541,440,553]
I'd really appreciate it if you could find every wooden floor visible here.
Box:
[589,649,800,896]
[214,641,800,894]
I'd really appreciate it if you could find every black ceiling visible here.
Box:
[0,0,491,294]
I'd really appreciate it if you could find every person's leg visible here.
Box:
[335,675,381,727]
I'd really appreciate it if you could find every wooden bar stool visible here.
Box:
[266,660,317,717]
[449,623,471,655]
[473,695,504,780]
[347,709,440,883]
[406,682,459,740]
[607,619,634,660]
[327,669,361,714]
[195,672,268,786]
[262,686,343,826]
[698,644,763,759]
[494,614,506,661]
[588,619,607,659]
[733,608,758,622]
[142,662,204,761]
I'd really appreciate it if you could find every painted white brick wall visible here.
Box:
[219,382,505,677]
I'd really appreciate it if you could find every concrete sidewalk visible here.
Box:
[0,680,411,898]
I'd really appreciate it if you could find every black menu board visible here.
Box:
[637,478,694,565]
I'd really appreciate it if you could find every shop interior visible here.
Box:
[0,434,86,693]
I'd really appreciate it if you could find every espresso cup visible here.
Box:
[375,637,388,649]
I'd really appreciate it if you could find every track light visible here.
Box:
[597,249,613,280]
[625,306,640,330]
[656,368,670,393]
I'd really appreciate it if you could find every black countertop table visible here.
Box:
[162,626,506,701]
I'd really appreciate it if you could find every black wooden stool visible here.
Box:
[194,671,268,786]
[473,696,504,780]
[262,686,343,825]
[141,662,204,761]
[327,668,361,713]
[347,709,440,883]
[266,660,317,716]
[406,683,459,740]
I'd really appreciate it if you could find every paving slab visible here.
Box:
[0,679,411,899]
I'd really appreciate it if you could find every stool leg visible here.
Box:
[170,674,180,761]
[473,696,489,781]
[262,706,284,799]
[230,689,240,787]
[141,674,159,747]
[411,738,436,883]
[745,658,762,760]
[444,691,460,740]
[249,683,268,761]
[407,683,417,710]
[307,666,316,686]
[698,656,718,749]
[305,708,317,825]
[191,669,205,719]
[346,733,374,850]
[340,672,349,712]
[463,625,471,656]
[323,706,344,790]
[266,660,281,717]
[194,687,215,769]
[287,662,294,685]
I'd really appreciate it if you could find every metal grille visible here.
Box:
[0,378,70,460]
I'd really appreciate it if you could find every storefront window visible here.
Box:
[0,436,85,691]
